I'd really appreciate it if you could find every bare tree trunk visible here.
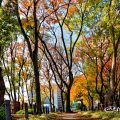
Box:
[0,67,5,106]
[0,0,3,6]
[30,80,34,108]
[66,88,71,112]
[21,79,24,110]
[66,71,73,112]
[2,56,14,101]
[33,60,41,114]
[47,79,52,112]
[61,90,64,112]
[110,26,120,105]
[52,89,55,112]
[16,0,42,114]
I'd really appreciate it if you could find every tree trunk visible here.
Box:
[0,67,5,106]
[66,88,71,112]
[91,97,94,111]
[33,60,41,114]
[52,89,55,112]
[110,26,120,105]
[16,0,42,114]
[0,0,3,6]
[110,50,117,105]
[30,80,34,108]
[99,92,104,110]
[21,79,24,110]
[49,87,52,112]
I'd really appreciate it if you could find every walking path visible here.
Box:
[56,113,101,120]
[12,113,101,120]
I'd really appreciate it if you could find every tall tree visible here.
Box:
[0,0,5,106]
[38,0,86,112]
[81,0,120,106]
[0,68,5,106]
[0,0,3,6]
[0,0,17,106]
[15,0,42,114]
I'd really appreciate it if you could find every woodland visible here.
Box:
[0,0,120,116]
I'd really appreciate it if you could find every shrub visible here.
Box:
[16,108,33,114]
[28,108,33,114]
[0,106,5,120]
[16,109,25,114]
[76,103,81,110]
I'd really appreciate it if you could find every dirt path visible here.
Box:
[56,113,101,120]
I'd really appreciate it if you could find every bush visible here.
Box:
[76,103,86,110]
[76,103,81,110]
[16,109,25,114]
[0,106,5,120]
[16,108,33,114]
[28,108,33,114]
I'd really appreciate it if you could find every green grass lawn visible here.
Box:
[79,111,120,120]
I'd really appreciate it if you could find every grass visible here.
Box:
[16,109,33,114]
[13,111,120,120]
[79,111,120,120]
[16,113,57,120]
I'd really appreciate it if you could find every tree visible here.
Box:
[0,0,17,106]
[0,0,3,6]
[0,67,5,106]
[2,41,24,112]
[41,49,67,112]
[38,0,87,112]
[107,0,120,104]
[15,0,42,114]
[77,0,120,106]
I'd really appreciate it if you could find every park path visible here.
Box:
[56,113,101,120]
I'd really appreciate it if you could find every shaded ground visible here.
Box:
[12,114,32,120]
[11,111,120,120]
[12,113,101,120]
[56,113,101,120]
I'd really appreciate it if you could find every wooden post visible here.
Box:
[25,103,28,119]
[5,100,11,120]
